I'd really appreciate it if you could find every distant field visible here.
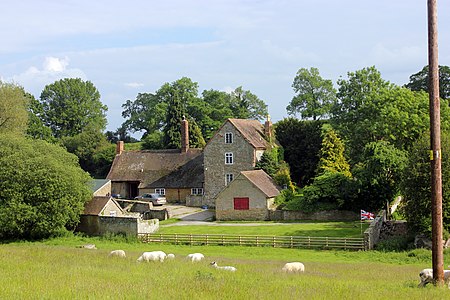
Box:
[158,221,370,238]
[1,236,450,299]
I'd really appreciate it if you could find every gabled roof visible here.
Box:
[240,169,281,198]
[83,196,123,216]
[228,119,270,149]
[146,153,204,188]
[91,179,110,193]
[106,148,202,188]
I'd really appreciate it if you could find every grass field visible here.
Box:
[158,221,370,238]
[1,235,450,299]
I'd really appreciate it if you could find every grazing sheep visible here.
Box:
[186,253,205,262]
[210,261,237,272]
[418,268,450,287]
[282,262,305,273]
[137,251,167,263]
[80,244,97,250]
[108,250,126,258]
[167,253,175,260]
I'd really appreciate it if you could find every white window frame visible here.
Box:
[225,152,234,165]
[155,188,165,195]
[225,173,234,185]
[225,132,233,144]
[191,188,204,195]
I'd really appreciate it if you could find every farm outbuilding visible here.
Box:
[215,169,280,221]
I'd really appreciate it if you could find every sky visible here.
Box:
[1,0,449,135]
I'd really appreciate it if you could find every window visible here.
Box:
[225,152,233,164]
[234,197,249,210]
[191,188,204,195]
[110,211,117,217]
[225,132,233,144]
[225,173,234,185]
[155,188,165,195]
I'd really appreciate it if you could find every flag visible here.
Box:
[361,209,375,220]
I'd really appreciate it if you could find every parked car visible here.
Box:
[134,193,167,206]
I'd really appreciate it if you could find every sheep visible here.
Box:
[79,244,97,250]
[418,268,450,287]
[137,251,167,263]
[210,261,237,272]
[186,253,205,262]
[108,250,126,258]
[282,262,305,273]
[167,253,175,260]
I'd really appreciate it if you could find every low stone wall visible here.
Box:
[216,208,269,221]
[77,215,159,236]
[269,210,358,221]
[142,209,170,221]
[186,195,204,207]
[363,210,385,250]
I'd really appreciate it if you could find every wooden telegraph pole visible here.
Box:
[428,0,444,286]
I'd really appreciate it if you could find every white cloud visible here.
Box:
[43,56,69,72]
[125,82,144,88]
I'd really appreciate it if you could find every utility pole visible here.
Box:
[428,0,444,286]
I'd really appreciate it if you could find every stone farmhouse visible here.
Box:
[107,117,280,213]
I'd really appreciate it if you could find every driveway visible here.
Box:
[161,204,215,221]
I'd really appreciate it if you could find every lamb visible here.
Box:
[137,251,167,263]
[108,250,126,258]
[186,253,205,262]
[418,268,450,287]
[210,261,237,272]
[282,262,305,273]
[167,253,175,260]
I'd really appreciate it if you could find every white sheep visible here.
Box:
[137,251,167,263]
[108,250,126,258]
[210,261,237,272]
[418,268,450,287]
[167,253,175,260]
[186,253,205,262]
[282,262,305,273]
[80,244,97,250]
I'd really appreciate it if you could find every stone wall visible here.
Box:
[363,210,385,250]
[93,181,111,197]
[204,121,257,207]
[77,215,159,236]
[186,195,205,207]
[269,210,358,221]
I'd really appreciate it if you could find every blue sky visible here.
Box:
[1,0,449,135]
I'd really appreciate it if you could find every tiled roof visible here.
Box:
[240,169,281,198]
[83,196,122,215]
[106,148,202,188]
[228,119,270,149]
[146,153,204,188]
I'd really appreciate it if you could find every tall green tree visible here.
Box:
[40,78,107,138]
[316,124,350,177]
[404,65,450,101]
[0,81,29,135]
[287,67,337,120]
[0,134,92,240]
[229,86,268,121]
[26,94,54,142]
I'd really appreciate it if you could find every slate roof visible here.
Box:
[83,196,123,216]
[91,179,110,193]
[228,119,270,149]
[240,169,281,198]
[106,148,203,189]
[146,153,204,188]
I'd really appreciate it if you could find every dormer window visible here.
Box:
[225,132,233,144]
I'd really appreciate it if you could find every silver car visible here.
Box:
[134,193,167,206]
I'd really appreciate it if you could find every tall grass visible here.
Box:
[1,237,450,299]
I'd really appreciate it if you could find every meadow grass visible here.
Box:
[1,236,450,299]
[158,221,370,238]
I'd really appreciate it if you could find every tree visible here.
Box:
[287,67,337,120]
[40,78,107,138]
[275,118,324,186]
[316,124,350,177]
[229,86,268,121]
[0,81,29,135]
[404,65,450,101]
[26,94,54,142]
[401,132,450,236]
[0,134,92,240]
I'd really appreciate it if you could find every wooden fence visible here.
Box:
[138,233,365,251]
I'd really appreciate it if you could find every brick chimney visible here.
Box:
[181,117,189,153]
[116,141,124,155]
[264,115,272,141]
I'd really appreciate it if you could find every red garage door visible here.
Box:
[234,197,249,210]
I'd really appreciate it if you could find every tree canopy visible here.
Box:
[404,65,450,101]
[40,78,107,138]
[287,67,336,120]
[0,134,92,240]
[0,81,29,135]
